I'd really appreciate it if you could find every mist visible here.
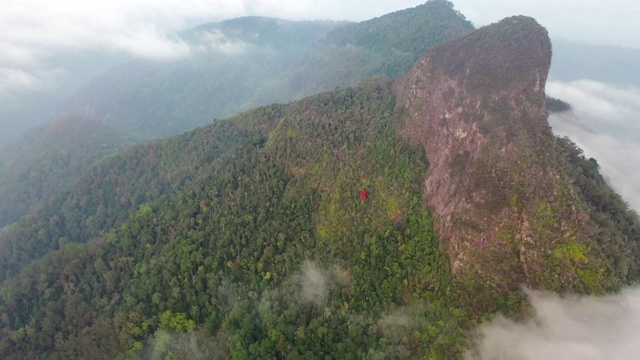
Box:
[467,287,640,360]
[547,80,640,211]
[467,79,640,358]
[2,1,640,358]
[1,0,637,147]
[299,261,329,306]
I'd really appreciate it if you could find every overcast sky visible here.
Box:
[1,0,639,99]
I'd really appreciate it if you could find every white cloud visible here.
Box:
[0,66,62,98]
[467,287,640,360]
[0,0,248,99]
[547,80,640,211]
[2,0,638,100]
[196,30,249,55]
[299,261,328,306]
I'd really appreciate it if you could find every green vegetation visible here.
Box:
[1,5,639,359]
[60,1,473,140]
[0,83,469,359]
[3,79,635,360]
[0,117,136,228]
[555,136,640,284]
[546,96,572,113]
[276,0,474,102]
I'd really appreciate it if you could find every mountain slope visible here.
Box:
[1,13,639,360]
[1,82,467,360]
[58,1,473,139]
[0,117,136,228]
[395,16,640,300]
[261,0,474,104]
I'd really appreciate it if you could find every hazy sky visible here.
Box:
[1,0,638,99]
[547,80,640,212]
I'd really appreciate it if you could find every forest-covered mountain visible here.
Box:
[1,12,639,359]
[395,15,640,298]
[0,0,471,235]
[0,1,472,241]
[58,1,473,139]
[256,0,474,105]
[0,117,136,228]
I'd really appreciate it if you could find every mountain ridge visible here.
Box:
[1,9,639,360]
[57,1,473,139]
[396,16,639,297]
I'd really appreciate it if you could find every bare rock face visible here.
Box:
[395,17,601,292]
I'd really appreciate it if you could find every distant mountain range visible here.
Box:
[550,39,640,85]
[58,1,473,139]
[0,1,474,229]
[0,2,639,359]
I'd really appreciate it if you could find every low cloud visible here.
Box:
[0,68,48,97]
[195,31,250,56]
[466,287,640,360]
[299,260,329,306]
[0,0,436,100]
[377,308,413,330]
[467,80,640,359]
[547,80,640,211]
[299,262,353,306]
[0,0,246,99]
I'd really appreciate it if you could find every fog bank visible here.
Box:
[547,80,640,211]
[467,287,640,360]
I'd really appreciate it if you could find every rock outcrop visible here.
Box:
[395,17,604,293]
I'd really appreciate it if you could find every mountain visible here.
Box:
[57,17,343,139]
[0,1,472,229]
[1,11,639,360]
[0,117,136,228]
[257,0,474,104]
[395,16,640,305]
[0,17,340,226]
[58,1,473,139]
[1,79,466,360]
[550,39,640,86]
[0,51,128,148]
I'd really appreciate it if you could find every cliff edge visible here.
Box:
[395,17,611,294]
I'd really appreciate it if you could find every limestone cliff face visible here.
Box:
[395,17,603,292]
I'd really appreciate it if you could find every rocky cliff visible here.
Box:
[395,17,611,294]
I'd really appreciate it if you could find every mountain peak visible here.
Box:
[400,15,550,98]
[394,17,601,293]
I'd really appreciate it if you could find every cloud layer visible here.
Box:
[547,80,640,212]
[0,0,247,98]
[2,0,639,101]
[467,287,640,360]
